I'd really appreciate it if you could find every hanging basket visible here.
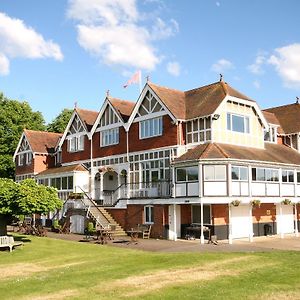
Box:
[250,199,261,208]
[281,198,292,205]
[231,200,241,207]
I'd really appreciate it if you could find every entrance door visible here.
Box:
[276,205,294,234]
[231,205,251,239]
[168,205,181,240]
[70,215,85,234]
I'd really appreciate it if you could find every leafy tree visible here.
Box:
[0,92,46,178]
[47,108,73,133]
[0,178,62,235]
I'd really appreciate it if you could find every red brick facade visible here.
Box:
[61,135,91,164]
[128,115,178,153]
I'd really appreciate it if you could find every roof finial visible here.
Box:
[106,89,110,97]
[296,96,299,104]
[219,73,223,82]
[74,101,77,109]
[146,75,150,83]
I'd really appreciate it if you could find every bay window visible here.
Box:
[176,166,198,182]
[204,165,226,181]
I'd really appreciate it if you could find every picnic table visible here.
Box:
[126,229,142,244]
[96,228,114,245]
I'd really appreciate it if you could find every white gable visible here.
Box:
[137,90,163,117]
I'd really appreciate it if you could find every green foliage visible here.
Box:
[47,108,73,133]
[0,178,62,217]
[0,92,46,178]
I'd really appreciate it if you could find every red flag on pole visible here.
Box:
[123,70,141,88]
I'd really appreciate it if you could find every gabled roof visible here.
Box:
[148,83,186,120]
[264,102,300,134]
[75,108,98,130]
[37,164,87,176]
[262,111,283,134]
[175,142,300,166]
[148,81,254,120]
[24,129,62,153]
[108,97,135,122]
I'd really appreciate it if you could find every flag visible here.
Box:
[123,70,141,88]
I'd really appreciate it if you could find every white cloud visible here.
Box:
[0,53,9,75]
[167,61,180,76]
[211,59,233,73]
[268,43,300,88]
[0,12,63,75]
[151,18,179,40]
[253,80,260,89]
[67,0,178,71]
[77,24,159,70]
[248,53,266,74]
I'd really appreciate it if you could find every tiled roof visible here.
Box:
[175,142,300,165]
[149,81,253,120]
[38,164,88,176]
[76,108,98,129]
[262,111,284,134]
[109,97,135,122]
[264,102,300,134]
[149,83,186,119]
[24,129,62,153]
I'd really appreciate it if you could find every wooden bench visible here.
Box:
[0,236,23,252]
[137,224,152,239]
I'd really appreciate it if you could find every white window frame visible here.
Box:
[18,154,24,166]
[67,135,85,152]
[282,169,294,183]
[186,117,212,144]
[231,166,248,181]
[139,117,163,139]
[227,113,250,134]
[203,165,227,181]
[144,205,154,224]
[101,128,119,147]
[176,166,199,182]
[252,167,279,182]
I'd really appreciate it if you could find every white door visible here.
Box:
[70,215,85,234]
[231,205,251,239]
[276,205,294,234]
[168,205,181,240]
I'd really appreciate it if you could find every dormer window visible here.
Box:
[101,128,119,147]
[140,117,163,139]
[67,135,84,152]
[227,113,250,134]
[264,126,277,143]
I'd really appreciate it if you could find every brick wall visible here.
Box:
[128,115,178,153]
[212,204,229,225]
[15,153,54,176]
[125,204,168,238]
[92,127,127,158]
[61,135,91,164]
[252,203,276,223]
[106,208,127,229]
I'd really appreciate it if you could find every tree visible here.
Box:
[0,178,62,235]
[0,92,46,178]
[47,108,73,133]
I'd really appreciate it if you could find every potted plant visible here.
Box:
[251,199,261,208]
[231,200,241,207]
[282,198,292,205]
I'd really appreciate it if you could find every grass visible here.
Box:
[0,235,300,300]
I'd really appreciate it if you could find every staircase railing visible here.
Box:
[76,186,111,229]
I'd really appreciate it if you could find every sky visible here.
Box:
[1,0,300,124]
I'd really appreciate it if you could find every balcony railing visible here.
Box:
[94,180,172,206]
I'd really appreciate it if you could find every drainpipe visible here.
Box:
[228,203,232,244]
[295,203,299,237]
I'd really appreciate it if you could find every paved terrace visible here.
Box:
[44,231,300,252]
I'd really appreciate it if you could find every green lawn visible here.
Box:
[1,235,300,300]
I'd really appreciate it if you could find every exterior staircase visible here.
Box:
[81,197,126,237]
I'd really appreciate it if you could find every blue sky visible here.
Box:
[1,0,300,124]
